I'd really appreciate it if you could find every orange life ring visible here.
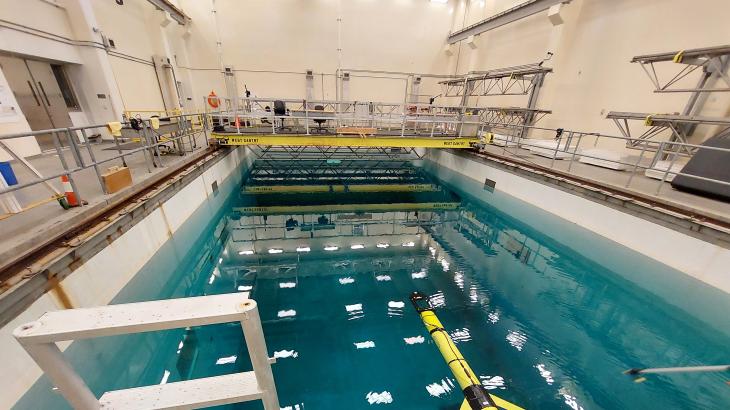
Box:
[207,91,220,109]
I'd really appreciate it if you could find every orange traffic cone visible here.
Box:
[60,175,79,207]
[234,116,241,128]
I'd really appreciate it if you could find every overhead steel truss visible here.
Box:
[245,160,431,186]
[479,106,551,129]
[439,64,552,97]
[245,144,426,161]
[607,111,730,155]
[632,44,730,93]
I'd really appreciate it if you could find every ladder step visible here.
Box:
[14,293,252,344]
[99,371,262,410]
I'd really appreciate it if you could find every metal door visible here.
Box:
[0,55,55,149]
[0,55,72,151]
[25,59,73,148]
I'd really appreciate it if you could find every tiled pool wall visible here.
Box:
[1,147,253,409]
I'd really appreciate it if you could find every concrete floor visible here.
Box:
[480,143,730,223]
[0,134,208,263]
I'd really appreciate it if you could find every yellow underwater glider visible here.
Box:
[410,292,525,410]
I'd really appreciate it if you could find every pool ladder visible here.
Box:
[14,293,280,409]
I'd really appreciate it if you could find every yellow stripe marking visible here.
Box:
[210,133,478,148]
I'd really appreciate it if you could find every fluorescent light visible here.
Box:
[268,248,283,254]
[401,241,415,247]
[296,246,311,252]
[238,250,254,255]
[350,244,365,250]
[324,245,339,251]
[376,243,390,248]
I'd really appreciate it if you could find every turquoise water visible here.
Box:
[15,161,730,409]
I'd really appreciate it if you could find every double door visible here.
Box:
[0,55,74,151]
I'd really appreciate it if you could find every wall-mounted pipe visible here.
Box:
[448,0,571,44]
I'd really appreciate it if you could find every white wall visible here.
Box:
[91,0,167,111]
[177,0,456,104]
[0,146,250,409]
[449,0,730,146]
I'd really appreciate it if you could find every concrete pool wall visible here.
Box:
[429,149,730,295]
[0,147,252,409]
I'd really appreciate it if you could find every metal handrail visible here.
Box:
[0,112,209,218]
[481,121,730,196]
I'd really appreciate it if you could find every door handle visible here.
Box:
[37,81,51,106]
[27,81,40,106]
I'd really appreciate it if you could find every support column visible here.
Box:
[239,302,280,410]
[20,341,99,410]
[61,0,126,128]
[157,10,184,110]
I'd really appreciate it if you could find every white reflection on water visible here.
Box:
[426,378,455,397]
[535,363,554,385]
[469,284,479,304]
[560,390,585,410]
[277,309,297,318]
[487,311,500,324]
[376,275,391,282]
[429,291,446,308]
[346,303,362,312]
[506,330,527,351]
[274,350,299,359]
[339,277,355,285]
[280,403,304,410]
[366,391,393,404]
[159,369,170,385]
[354,341,375,349]
[238,285,253,291]
[404,335,425,345]
[346,303,364,320]
[450,328,471,343]
[411,269,427,279]
[387,301,405,317]
[453,272,465,289]
[279,282,296,288]
[216,355,237,365]
[480,375,506,390]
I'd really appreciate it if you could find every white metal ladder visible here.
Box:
[14,293,280,409]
